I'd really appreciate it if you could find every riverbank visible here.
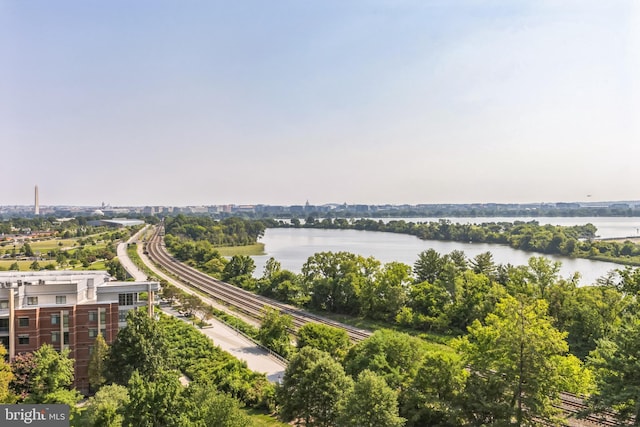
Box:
[216,243,265,257]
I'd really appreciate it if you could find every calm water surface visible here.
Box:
[252,222,633,286]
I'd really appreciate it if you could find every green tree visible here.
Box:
[406,280,451,331]
[587,313,640,424]
[402,351,468,427]
[9,262,19,271]
[30,343,75,403]
[259,269,307,305]
[106,309,171,385]
[106,259,127,281]
[470,251,496,277]
[181,382,251,427]
[446,270,506,332]
[456,296,592,426]
[179,293,203,318]
[526,256,561,299]
[302,251,378,314]
[85,384,130,427]
[88,333,109,391]
[222,255,256,282]
[29,260,40,271]
[339,370,405,427]
[554,285,626,360]
[124,370,183,427]
[296,322,351,361]
[0,344,15,403]
[262,257,281,280]
[361,262,412,320]
[278,347,353,426]
[345,329,425,392]
[23,242,34,257]
[413,249,446,284]
[258,307,293,358]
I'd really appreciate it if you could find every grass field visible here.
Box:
[0,260,57,271]
[242,408,289,426]
[0,238,78,253]
[216,243,265,257]
[0,259,110,272]
[0,231,117,255]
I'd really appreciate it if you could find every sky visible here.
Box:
[1,1,638,207]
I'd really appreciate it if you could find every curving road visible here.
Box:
[117,226,286,382]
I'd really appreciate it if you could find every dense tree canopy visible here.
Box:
[338,370,405,427]
[0,344,15,403]
[106,309,172,385]
[278,347,353,426]
[258,307,293,358]
[296,322,351,361]
[588,313,640,424]
[456,296,592,426]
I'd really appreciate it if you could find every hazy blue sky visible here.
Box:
[2,1,638,207]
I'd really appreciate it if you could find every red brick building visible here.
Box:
[0,271,158,394]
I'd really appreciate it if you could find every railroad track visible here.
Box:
[145,225,625,427]
[555,392,627,427]
[145,225,371,342]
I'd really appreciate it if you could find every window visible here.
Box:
[63,313,69,327]
[51,331,60,343]
[63,332,69,345]
[88,345,94,355]
[118,310,127,323]
[18,317,29,327]
[18,335,29,345]
[118,293,137,306]
[88,311,97,322]
[100,310,106,323]
[26,296,38,306]
[0,300,8,309]
[56,296,66,304]
[88,328,98,338]
[51,314,60,325]
[100,327,106,337]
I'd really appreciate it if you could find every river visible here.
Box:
[251,217,640,286]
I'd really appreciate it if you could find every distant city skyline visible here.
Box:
[2,1,638,207]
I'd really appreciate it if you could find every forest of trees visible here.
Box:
[6,215,639,425]
[0,309,272,426]
[161,215,640,425]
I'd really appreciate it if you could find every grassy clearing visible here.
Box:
[0,260,56,271]
[314,310,457,351]
[216,243,265,257]
[242,408,289,426]
[83,261,108,271]
[20,238,78,252]
[0,231,116,253]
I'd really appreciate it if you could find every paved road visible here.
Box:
[161,306,285,383]
[117,227,286,382]
[116,226,149,281]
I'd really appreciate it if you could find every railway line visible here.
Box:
[145,225,371,342]
[144,225,624,427]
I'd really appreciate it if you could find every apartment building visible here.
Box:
[0,271,159,393]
